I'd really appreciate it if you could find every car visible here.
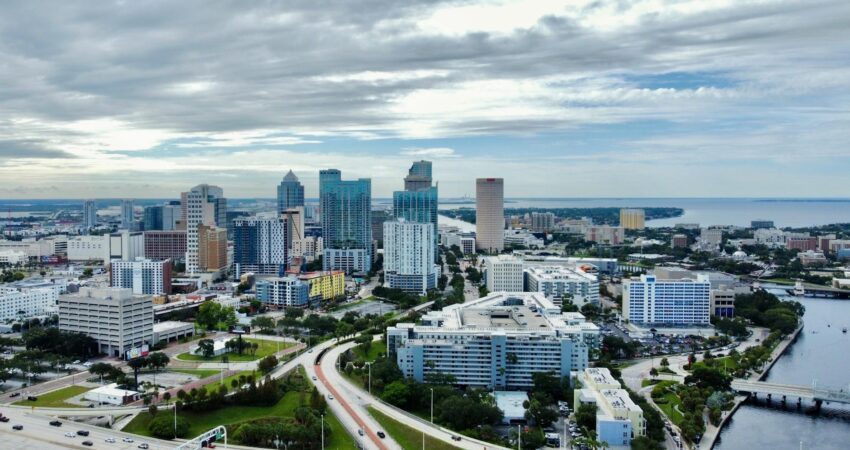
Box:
[12,425,23,430]
[9,392,19,398]
[105,437,116,443]
[26,396,38,401]
[138,443,150,449]
[73,360,81,364]
[328,394,334,400]
[0,416,9,423]
[82,441,93,446]
[50,420,63,427]
[377,431,386,439]
[451,435,461,441]
[77,430,91,436]
[357,429,364,436]
[122,437,135,443]
[308,349,313,353]
[65,432,77,438]
[312,376,317,381]
[83,362,93,367]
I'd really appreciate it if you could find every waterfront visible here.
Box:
[438,198,850,228]
[714,293,850,450]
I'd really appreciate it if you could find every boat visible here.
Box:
[843,327,847,334]
[793,281,806,296]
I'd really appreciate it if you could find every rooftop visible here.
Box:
[494,391,528,419]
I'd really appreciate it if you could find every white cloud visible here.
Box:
[400,147,459,158]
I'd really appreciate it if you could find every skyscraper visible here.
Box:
[83,200,97,229]
[277,170,305,214]
[383,219,438,294]
[121,199,135,230]
[619,208,645,230]
[183,184,227,274]
[476,178,504,253]
[144,202,181,231]
[404,160,433,191]
[233,217,289,276]
[320,169,372,273]
[394,160,438,259]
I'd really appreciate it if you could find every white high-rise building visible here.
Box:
[623,274,711,326]
[0,284,58,321]
[484,254,524,292]
[184,184,226,274]
[121,199,135,230]
[525,266,600,306]
[110,258,172,295]
[84,200,98,229]
[476,178,504,253]
[383,219,438,294]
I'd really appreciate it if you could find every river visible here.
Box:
[714,292,850,450]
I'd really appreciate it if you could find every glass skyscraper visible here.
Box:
[394,160,438,259]
[277,170,305,214]
[320,169,372,272]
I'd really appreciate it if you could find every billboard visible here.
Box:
[125,344,150,360]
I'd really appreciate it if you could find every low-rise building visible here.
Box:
[798,250,827,266]
[524,265,599,306]
[495,391,529,424]
[504,229,544,248]
[671,234,688,249]
[84,384,142,406]
[583,225,625,245]
[256,276,311,308]
[110,258,172,295]
[574,368,645,448]
[387,292,597,390]
[0,283,58,321]
[297,270,345,303]
[58,287,154,357]
[152,321,195,343]
[787,236,818,252]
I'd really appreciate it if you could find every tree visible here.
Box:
[148,414,189,439]
[258,355,279,374]
[685,366,732,391]
[524,398,558,428]
[660,357,669,368]
[197,339,215,358]
[381,381,410,407]
[649,367,658,377]
[127,356,148,387]
[284,307,304,319]
[251,316,276,332]
[163,392,172,403]
[147,352,170,372]
[148,404,158,417]
[575,403,597,431]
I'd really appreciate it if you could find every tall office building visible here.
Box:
[530,212,555,233]
[394,160,438,259]
[619,208,645,230]
[277,170,305,214]
[183,184,227,273]
[404,160,433,191]
[198,225,228,272]
[143,202,180,231]
[120,199,135,230]
[83,200,98,229]
[110,258,172,295]
[143,230,187,261]
[320,169,372,273]
[623,274,711,326]
[233,217,289,276]
[383,219,438,294]
[476,178,504,253]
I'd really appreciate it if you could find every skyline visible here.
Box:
[2,0,850,198]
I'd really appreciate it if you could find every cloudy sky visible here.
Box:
[1,0,849,199]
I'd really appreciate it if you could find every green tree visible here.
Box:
[197,339,215,358]
[575,403,597,431]
[148,414,189,439]
[258,355,279,374]
[381,381,410,406]
[147,352,170,372]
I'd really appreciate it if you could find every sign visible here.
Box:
[124,344,150,360]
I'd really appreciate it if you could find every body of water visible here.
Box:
[438,198,850,228]
[714,293,850,450]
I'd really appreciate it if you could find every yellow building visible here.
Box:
[298,270,345,301]
[620,208,645,230]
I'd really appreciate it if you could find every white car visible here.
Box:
[105,437,116,443]
[122,437,135,443]
[312,376,317,381]
[328,394,334,400]
[64,432,76,438]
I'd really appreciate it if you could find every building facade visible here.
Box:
[524,266,600,305]
[623,274,711,326]
[320,169,372,272]
[484,254,524,292]
[67,235,111,263]
[110,258,172,295]
[58,287,154,358]
[297,270,345,303]
[619,209,645,230]
[530,212,555,233]
[184,184,227,273]
[0,285,58,321]
[120,199,135,230]
[83,200,98,229]
[383,219,438,294]
[198,225,228,272]
[476,178,504,253]
[575,368,645,447]
[277,170,305,214]
[387,293,597,389]
[583,225,625,245]
[233,217,288,276]
[143,230,187,261]
[256,276,311,308]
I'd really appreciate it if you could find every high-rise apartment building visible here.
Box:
[183,184,227,273]
[233,217,288,276]
[83,200,98,229]
[120,199,135,230]
[256,276,310,308]
[197,224,228,272]
[383,219,438,294]
[530,212,555,233]
[394,160,438,258]
[58,287,153,358]
[619,208,645,230]
[277,170,305,214]
[476,178,504,253]
[110,258,172,295]
[320,169,372,273]
[484,254,524,292]
[623,274,711,325]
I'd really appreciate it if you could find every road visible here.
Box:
[323,341,511,450]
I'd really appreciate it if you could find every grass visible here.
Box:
[352,340,385,362]
[691,356,739,374]
[175,338,292,362]
[13,385,92,408]
[651,381,684,426]
[124,370,356,450]
[368,406,461,450]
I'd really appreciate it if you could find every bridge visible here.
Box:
[731,379,850,407]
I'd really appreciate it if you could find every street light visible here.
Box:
[366,361,372,395]
[321,414,325,450]
[430,388,434,423]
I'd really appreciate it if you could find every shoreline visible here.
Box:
[706,323,804,449]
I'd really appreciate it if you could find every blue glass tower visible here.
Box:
[320,169,372,272]
[394,160,438,259]
[277,170,305,214]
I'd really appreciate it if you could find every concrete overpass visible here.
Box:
[731,379,850,407]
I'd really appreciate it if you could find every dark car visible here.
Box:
[377,431,386,439]
[9,392,19,398]
[451,435,461,441]
[82,441,94,447]
[26,396,37,401]
[50,420,63,427]
[0,416,9,423]
[12,425,22,430]
[77,430,90,436]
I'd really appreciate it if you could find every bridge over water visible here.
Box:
[731,379,850,407]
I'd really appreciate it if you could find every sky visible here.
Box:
[1,0,849,199]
